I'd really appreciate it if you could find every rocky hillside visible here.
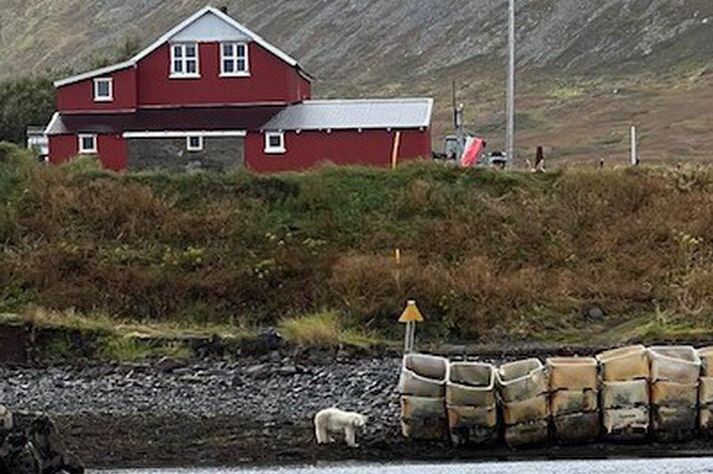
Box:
[2,0,712,84]
[2,0,713,163]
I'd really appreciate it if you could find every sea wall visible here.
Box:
[399,345,712,447]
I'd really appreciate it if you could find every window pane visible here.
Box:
[82,137,95,150]
[223,43,234,57]
[236,44,246,57]
[269,136,282,147]
[236,59,246,72]
[185,44,196,57]
[223,60,234,73]
[186,59,196,74]
[173,45,183,58]
[173,60,183,73]
[97,81,110,97]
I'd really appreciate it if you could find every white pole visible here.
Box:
[506,0,516,167]
[630,125,638,166]
[404,322,413,354]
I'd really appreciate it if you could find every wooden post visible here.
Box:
[630,126,638,166]
[391,131,402,170]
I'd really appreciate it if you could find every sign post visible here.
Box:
[399,300,424,354]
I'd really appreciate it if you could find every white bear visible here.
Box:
[314,408,368,448]
[0,405,12,431]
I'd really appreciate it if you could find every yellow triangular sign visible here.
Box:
[399,300,424,323]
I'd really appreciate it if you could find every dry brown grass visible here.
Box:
[5,156,713,343]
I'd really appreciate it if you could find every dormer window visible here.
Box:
[170,43,199,78]
[93,78,113,102]
[221,42,249,77]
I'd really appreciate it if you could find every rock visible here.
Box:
[0,406,12,431]
[0,411,84,474]
[278,365,299,376]
[244,364,270,379]
[0,431,41,474]
[155,357,186,372]
[29,416,84,474]
[239,328,283,357]
[583,305,605,322]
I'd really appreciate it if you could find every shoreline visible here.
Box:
[4,351,713,469]
[54,413,713,470]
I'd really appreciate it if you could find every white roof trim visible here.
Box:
[123,130,247,138]
[303,98,433,105]
[55,61,135,88]
[55,6,302,88]
[43,112,61,136]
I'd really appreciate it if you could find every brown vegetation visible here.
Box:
[3,148,713,344]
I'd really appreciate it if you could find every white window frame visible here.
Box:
[170,42,200,78]
[264,131,286,154]
[220,42,250,77]
[93,78,113,102]
[186,135,204,152]
[78,134,97,154]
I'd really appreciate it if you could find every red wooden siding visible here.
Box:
[48,134,127,171]
[137,42,310,107]
[57,67,138,113]
[245,129,432,173]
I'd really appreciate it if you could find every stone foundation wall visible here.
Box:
[126,137,245,172]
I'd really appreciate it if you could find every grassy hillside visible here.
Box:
[3,143,713,346]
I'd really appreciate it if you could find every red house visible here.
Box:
[45,6,433,173]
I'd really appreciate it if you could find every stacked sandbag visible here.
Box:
[547,357,600,443]
[445,362,498,446]
[398,353,449,440]
[497,358,550,447]
[648,346,701,441]
[698,347,713,434]
[597,345,650,441]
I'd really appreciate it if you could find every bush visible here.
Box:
[0,76,55,144]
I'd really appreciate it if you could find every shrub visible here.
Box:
[0,76,55,144]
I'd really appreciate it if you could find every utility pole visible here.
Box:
[453,81,465,160]
[506,0,516,167]
[630,125,638,166]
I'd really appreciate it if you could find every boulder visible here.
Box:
[0,411,83,474]
[0,406,12,432]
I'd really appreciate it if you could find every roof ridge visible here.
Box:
[304,98,432,105]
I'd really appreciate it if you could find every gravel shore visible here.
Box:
[4,351,713,469]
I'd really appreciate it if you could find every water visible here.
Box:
[95,458,713,474]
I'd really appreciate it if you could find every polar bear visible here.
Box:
[314,408,368,448]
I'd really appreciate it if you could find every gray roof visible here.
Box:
[261,99,433,132]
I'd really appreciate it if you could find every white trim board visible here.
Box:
[55,6,305,88]
[123,130,247,138]
[44,112,61,136]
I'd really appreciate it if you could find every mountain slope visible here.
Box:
[3,0,712,84]
[2,0,713,164]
